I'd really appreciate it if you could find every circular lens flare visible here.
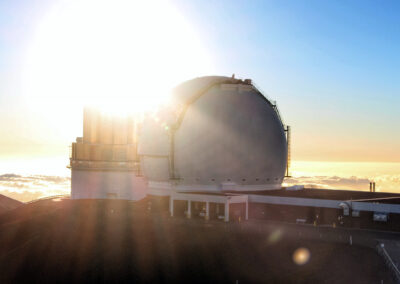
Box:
[292,247,311,265]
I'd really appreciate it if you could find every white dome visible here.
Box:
[138,76,288,192]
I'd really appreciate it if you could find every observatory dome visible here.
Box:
[138,76,288,193]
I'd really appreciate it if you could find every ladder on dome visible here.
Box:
[268,99,291,178]
[284,125,291,177]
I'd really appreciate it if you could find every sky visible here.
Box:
[174,0,400,163]
[0,0,399,200]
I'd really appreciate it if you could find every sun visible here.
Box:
[23,0,214,116]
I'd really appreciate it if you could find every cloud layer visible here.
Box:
[0,173,70,202]
[284,176,371,190]
[1,171,399,203]
[285,175,400,193]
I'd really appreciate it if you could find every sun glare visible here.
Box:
[23,0,213,116]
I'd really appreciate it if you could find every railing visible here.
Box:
[272,104,285,128]
[69,159,140,171]
[252,81,291,177]
[376,243,400,281]
[252,81,285,127]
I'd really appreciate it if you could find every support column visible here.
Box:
[245,200,249,220]
[169,197,174,217]
[224,201,229,222]
[187,200,192,219]
[205,202,210,220]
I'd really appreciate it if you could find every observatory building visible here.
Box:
[70,75,400,228]
[139,76,289,196]
[71,75,290,201]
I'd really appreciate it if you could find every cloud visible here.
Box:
[285,176,372,191]
[0,173,21,180]
[285,174,400,193]
[1,171,399,203]
[0,173,70,202]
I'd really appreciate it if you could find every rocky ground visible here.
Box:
[0,194,22,214]
[0,198,395,283]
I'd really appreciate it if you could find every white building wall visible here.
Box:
[71,170,147,200]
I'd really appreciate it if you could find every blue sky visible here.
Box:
[0,0,400,162]
[173,0,400,161]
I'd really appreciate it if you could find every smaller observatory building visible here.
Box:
[69,109,147,200]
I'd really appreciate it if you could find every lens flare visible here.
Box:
[23,0,214,117]
[268,229,283,244]
[292,247,310,265]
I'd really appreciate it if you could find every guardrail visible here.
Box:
[376,243,400,282]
